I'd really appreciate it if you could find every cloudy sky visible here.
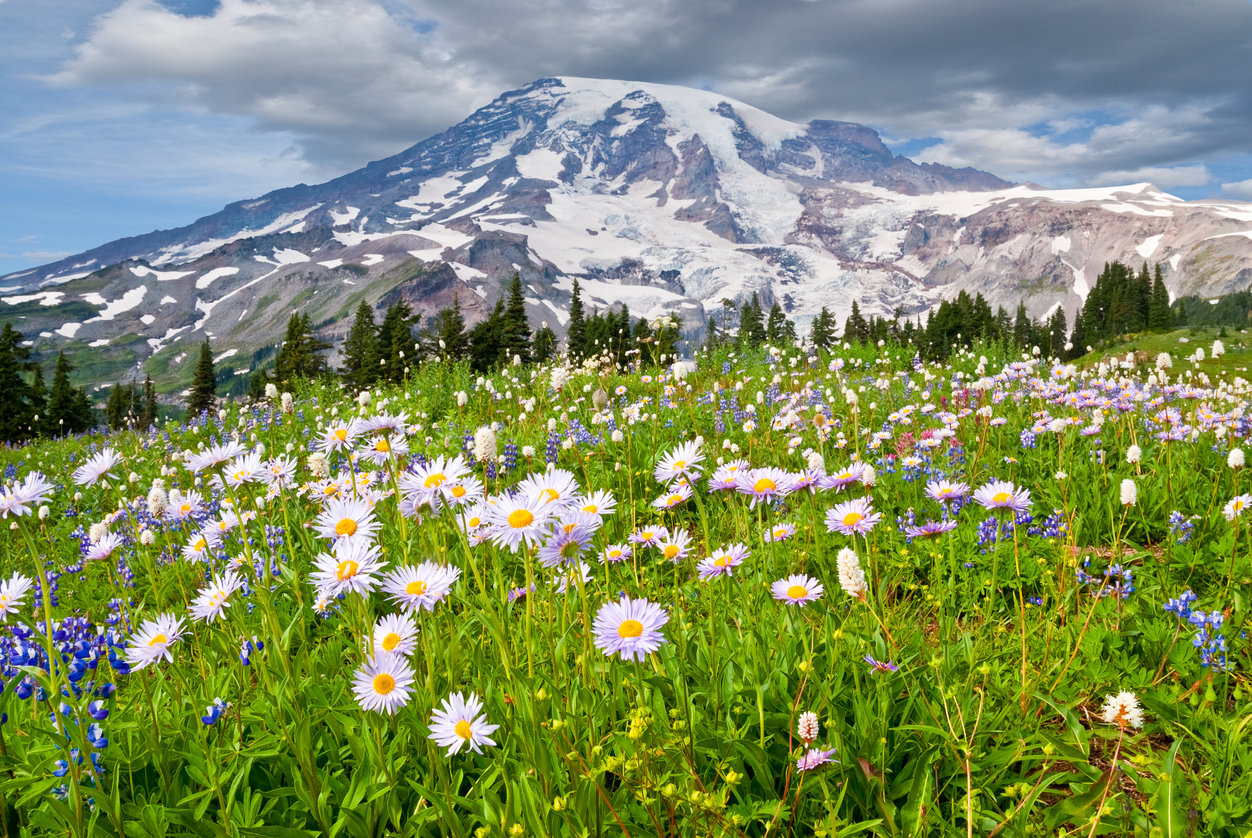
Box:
[4,0,1252,272]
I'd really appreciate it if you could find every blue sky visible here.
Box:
[5,0,1252,275]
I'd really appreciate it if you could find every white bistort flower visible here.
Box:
[1100,690,1144,729]
[1120,478,1137,507]
[836,547,867,600]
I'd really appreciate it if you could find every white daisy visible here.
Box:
[125,613,186,670]
[381,562,461,612]
[372,612,419,656]
[0,572,34,622]
[352,652,415,715]
[310,540,387,597]
[428,692,499,756]
[188,571,245,623]
[73,448,123,486]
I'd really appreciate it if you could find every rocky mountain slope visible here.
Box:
[4,76,1252,390]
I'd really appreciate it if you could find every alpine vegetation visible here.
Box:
[2,337,1252,836]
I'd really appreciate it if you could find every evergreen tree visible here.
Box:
[187,339,218,418]
[47,352,92,435]
[533,322,557,362]
[0,322,34,442]
[843,300,869,344]
[432,294,470,360]
[809,307,834,349]
[1046,307,1068,359]
[1069,311,1087,360]
[1149,265,1172,331]
[275,313,331,384]
[566,280,586,358]
[653,313,681,361]
[341,301,381,389]
[377,301,418,384]
[1013,301,1032,349]
[739,294,766,347]
[1175,299,1188,327]
[28,364,47,437]
[766,303,786,343]
[499,272,533,363]
[632,316,655,366]
[468,299,505,373]
[141,374,157,429]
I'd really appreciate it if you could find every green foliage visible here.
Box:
[7,342,1252,836]
[275,312,332,385]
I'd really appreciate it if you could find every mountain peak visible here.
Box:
[4,77,1250,394]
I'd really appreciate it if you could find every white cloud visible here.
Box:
[910,103,1221,187]
[45,0,504,167]
[1096,165,1211,188]
[1222,179,1252,200]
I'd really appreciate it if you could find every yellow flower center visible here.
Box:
[336,560,359,580]
[618,619,644,638]
[583,504,598,513]
[193,538,206,552]
[541,488,560,504]
[715,556,730,567]
[641,531,654,540]
[467,516,482,528]
[774,529,787,538]
[373,673,395,695]
[335,428,348,441]
[452,485,466,498]
[667,494,683,506]
[382,632,401,652]
[233,471,246,481]
[323,484,338,495]
[336,518,358,537]
[424,473,447,488]
[149,633,167,646]
[405,580,427,596]
[843,512,863,527]
[608,550,622,559]
[454,720,473,739]
[753,478,776,493]
[508,509,534,529]
[664,545,679,559]
[180,503,192,514]
[673,460,686,470]
[375,439,390,453]
[787,585,808,599]
[992,491,1011,504]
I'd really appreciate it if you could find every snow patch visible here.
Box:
[196,267,240,289]
[449,262,487,282]
[214,348,238,363]
[131,265,194,282]
[273,248,310,265]
[141,314,155,325]
[317,259,344,269]
[1050,235,1071,255]
[329,206,360,225]
[159,295,177,305]
[84,286,147,321]
[360,254,384,266]
[88,339,109,348]
[56,322,81,338]
[3,291,64,306]
[1136,234,1165,258]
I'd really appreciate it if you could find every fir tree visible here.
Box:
[377,301,418,384]
[28,364,47,437]
[0,322,34,442]
[566,279,586,358]
[431,294,470,360]
[632,315,655,366]
[1013,301,1032,349]
[843,300,868,344]
[341,301,381,389]
[468,299,505,373]
[766,303,786,343]
[809,307,834,350]
[47,352,93,435]
[275,313,331,384]
[1149,265,1172,331]
[500,272,533,363]
[533,322,557,362]
[187,339,218,418]
[739,294,766,347]
[141,374,157,429]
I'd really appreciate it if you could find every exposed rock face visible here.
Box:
[4,76,1252,389]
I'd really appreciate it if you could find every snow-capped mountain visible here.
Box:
[4,76,1252,386]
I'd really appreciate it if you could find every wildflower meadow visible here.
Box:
[3,340,1252,837]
